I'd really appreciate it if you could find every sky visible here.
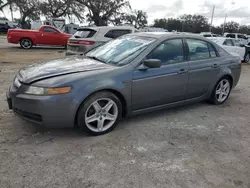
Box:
[130,0,250,26]
[1,0,250,26]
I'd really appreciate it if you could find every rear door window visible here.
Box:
[43,27,58,33]
[238,34,247,40]
[186,39,210,61]
[226,34,235,38]
[73,29,96,38]
[104,29,132,39]
[203,34,212,37]
[223,39,234,46]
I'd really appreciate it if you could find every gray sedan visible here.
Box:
[6,33,241,135]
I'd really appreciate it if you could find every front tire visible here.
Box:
[20,38,33,49]
[209,77,232,105]
[77,92,122,136]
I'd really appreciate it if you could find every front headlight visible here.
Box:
[25,86,45,95]
[24,86,72,95]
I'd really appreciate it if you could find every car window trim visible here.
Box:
[207,42,220,58]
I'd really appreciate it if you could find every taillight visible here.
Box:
[68,40,95,45]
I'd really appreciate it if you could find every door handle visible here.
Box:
[211,64,219,68]
[177,69,188,74]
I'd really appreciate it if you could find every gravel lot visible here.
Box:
[0,39,250,188]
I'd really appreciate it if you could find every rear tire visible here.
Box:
[209,77,232,105]
[244,53,250,63]
[77,91,122,136]
[20,38,33,49]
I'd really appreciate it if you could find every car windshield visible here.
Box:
[85,35,155,66]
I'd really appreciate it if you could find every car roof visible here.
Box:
[130,32,210,40]
[207,37,226,44]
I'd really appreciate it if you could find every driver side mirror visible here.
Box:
[138,59,161,70]
[144,59,161,68]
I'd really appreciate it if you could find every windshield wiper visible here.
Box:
[87,56,106,64]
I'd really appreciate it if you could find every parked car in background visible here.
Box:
[247,35,250,45]
[0,22,10,34]
[7,25,71,49]
[200,32,218,37]
[7,33,241,135]
[66,26,137,56]
[224,33,248,45]
[208,37,250,62]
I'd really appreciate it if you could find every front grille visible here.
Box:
[14,108,42,122]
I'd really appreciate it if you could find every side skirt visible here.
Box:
[131,94,209,116]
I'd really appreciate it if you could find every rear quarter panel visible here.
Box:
[216,56,241,89]
[206,43,241,92]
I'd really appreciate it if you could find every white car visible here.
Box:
[224,33,248,45]
[200,32,218,37]
[66,26,137,56]
[208,37,249,62]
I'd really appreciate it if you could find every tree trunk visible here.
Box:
[92,15,107,26]
[20,14,28,29]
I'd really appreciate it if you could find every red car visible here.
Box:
[7,25,72,49]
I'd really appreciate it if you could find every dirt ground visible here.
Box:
[0,38,250,188]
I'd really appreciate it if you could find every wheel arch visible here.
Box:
[74,88,128,127]
[19,37,35,45]
[221,74,233,85]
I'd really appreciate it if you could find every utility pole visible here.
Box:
[209,5,215,33]
[222,13,227,35]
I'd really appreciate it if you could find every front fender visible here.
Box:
[72,78,132,118]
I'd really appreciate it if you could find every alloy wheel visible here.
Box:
[245,54,250,63]
[215,79,231,102]
[85,98,118,133]
[21,39,32,49]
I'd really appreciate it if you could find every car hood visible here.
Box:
[18,56,113,84]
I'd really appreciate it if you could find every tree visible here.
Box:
[12,0,41,28]
[179,14,209,33]
[39,0,85,21]
[153,18,182,32]
[77,0,130,26]
[165,18,182,31]
[0,0,9,11]
[122,10,147,28]
[221,21,239,33]
[40,0,71,19]
[239,25,250,35]
[211,26,223,35]
[153,18,168,29]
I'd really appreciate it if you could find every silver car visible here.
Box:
[7,33,241,135]
[66,26,137,56]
